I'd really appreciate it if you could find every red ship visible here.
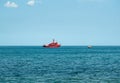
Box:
[43,39,61,48]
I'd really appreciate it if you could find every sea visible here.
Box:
[0,46,120,83]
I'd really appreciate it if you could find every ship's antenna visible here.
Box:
[53,39,55,43]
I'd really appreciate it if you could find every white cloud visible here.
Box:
[27,0,42,6]
[27,0,35,6]
[4,1,18,8]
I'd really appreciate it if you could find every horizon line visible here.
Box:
[0,45,120,46]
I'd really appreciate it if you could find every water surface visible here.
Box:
[0,46,120,83]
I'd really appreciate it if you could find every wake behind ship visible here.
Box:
[43,39,61,48]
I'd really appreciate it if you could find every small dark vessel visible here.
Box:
[43,39,61,48]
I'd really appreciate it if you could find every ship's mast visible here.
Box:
[53,39,55,43]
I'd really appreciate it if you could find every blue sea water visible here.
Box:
[0,46,120,83]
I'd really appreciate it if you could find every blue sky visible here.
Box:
[0,0,120,46]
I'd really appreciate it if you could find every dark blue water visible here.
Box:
[0,46,120,83]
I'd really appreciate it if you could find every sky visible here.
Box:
[0,0,120,46]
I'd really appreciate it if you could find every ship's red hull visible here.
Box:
[43,45,60,48]
[43,39,61,48]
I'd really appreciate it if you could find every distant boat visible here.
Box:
[88,45,92,48]
[43,39,61,48]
